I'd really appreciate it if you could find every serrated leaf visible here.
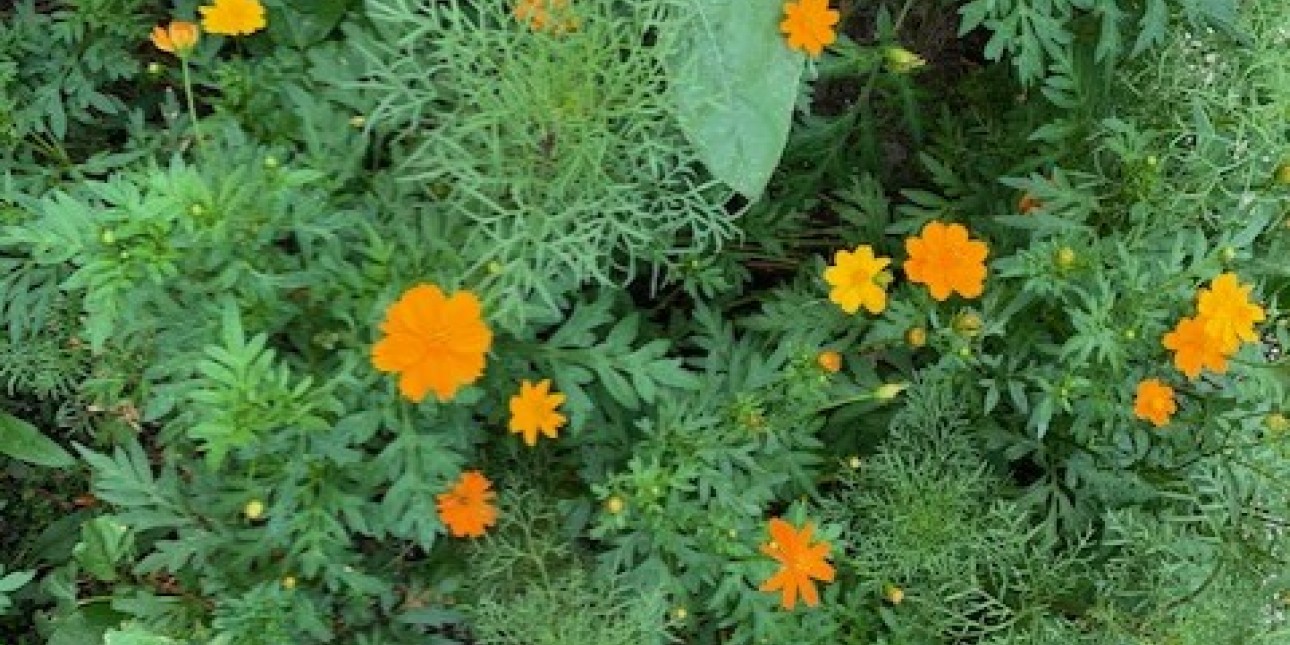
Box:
[670,0,803,199]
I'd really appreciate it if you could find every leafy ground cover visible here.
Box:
[2,0,1290,643]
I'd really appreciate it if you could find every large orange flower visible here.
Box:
[780,0,840,57]
[508,379,566,446]
[1196,272,1264,351]
[199,0,266,36]
[823,245,891,315]
[902,221,989,301]
[371,284,493,403]
[759,517,835,610]
[1162,316,1229,380]
[150,21,200,56]
[1133,378,1176,427]
[436,470,498,538]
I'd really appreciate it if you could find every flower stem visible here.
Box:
[180,57,202,149]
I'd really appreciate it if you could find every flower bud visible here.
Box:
[672,607,688,620]
[1018,192,1042,215]
[1055,246,1076,269]
[1275,161,1290,186]
[349,115,367,128]
[883,46,926,74]
[883,584,905,605]
[281,575,297,590]
[100,229,116,245]
[1219,246,1237,263]
[905,326,927,348]
[263,156,280,170]
[243,499,266,521]
[605,495,624,515]
[817,350,842,374]
[952,311,983,338]
[1266,413,1288,436]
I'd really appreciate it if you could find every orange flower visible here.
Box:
[759,517,835,610]
[371,284,493,403]
[902,221,989,301]
[780,0,840,57]
[150,21,200,56]
[817,350,842,373]
[1133,378,1176,427]
[513,0,578,33]
[1162,316,1229,380]
[436,471,498,538]
[1196,272,1264,351]
[508,379,566,446]
[823,245,891,315]
[199,0,266,36]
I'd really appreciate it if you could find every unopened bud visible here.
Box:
[605,495,624,515]
[1055,246,1076,269]
[883,46,926,74]
[883,584,905,605]
[817,350,842,374]
[952,311,983,338]
[243,499,266,521]
[905,326,927,348]
[281,575,297,590]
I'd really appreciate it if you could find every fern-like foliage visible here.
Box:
[351,0,737,325]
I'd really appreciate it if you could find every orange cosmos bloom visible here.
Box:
[823,245,891,315]
[508,379,566,446]
[436,470,498,538]
[150,21,200,56]
[371,284,493,403]
[759,517,835,610]
[1133,378,1176,427]
[1196,272,1264,351]
[513,0,578,33]
[780,0,840,57]
[199,0,267,36]
[902,221,989,301]
[1162,316,1230,380]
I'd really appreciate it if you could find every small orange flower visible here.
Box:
[513,0,578,33]
[199,0,266,36]
[1196,272,1264,351]
[759,517,835,610]
[817,350,842,373]
[371,284,493,403]
[150,21,200,56]
[902,221,989,301]
[823,245,891,315]
[436,470,498,538]
[508,379,566,446]
[780,0,840,57]
[1133,378,1176,427]
[1162,316,1229,380]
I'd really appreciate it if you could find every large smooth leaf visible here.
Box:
[0,411,74,468]
[670,0,803,200]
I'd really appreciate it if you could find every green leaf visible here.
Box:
[104,623,181,645]
[0,411,74,467]
[670,0,803,199]
[73,517,134,582]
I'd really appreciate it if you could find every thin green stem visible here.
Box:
[180,57,203,150]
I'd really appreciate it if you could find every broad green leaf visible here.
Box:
[0,411,75,468]
[670,0,803,199]
[73,517,134,582]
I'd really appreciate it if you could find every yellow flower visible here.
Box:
[1132,378,1176,427]
[823,245,890,315]
[780,0,840,57]
[150,21,200,56]
[903,221,989,301]
[1162,316,1229,380]
[371,284,494,403]
[508,379,566,446]
[1196,272,1264,351]
[199,0,266,37]
[759,517,835,610]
